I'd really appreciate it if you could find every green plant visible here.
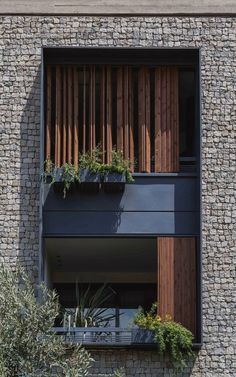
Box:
[59,163,80,198]
[79,145,102,173]
[0,264,93,377]
[42,157,54,183]
[103,149,134,183]
[114,367,126,377]
[63,283,117,328]
[133,303,194,371]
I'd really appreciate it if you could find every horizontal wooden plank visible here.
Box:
[1,0,235,14]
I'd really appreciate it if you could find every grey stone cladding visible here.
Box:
[0,16,235,376]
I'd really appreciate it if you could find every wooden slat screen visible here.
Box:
[45,64,179,172]
[157,237,197,336]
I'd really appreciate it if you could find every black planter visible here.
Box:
[42,173,53,184]
[53,168,64,182]
[79,168,101,183]
[131,329,156,344]
[53,167,78,196]
[79,168,101,193]
[103,172,126,193]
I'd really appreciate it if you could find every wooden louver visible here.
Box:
[45,64,179,172]
[157,237,197,336]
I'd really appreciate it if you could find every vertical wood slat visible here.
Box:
[154,67,179,173]
[117,67,123,153]
[157,237,196,336]
[128,68,134,172]
[100,66,106,163]
[45,66,52,160]
[174,238,196,336]
[155,68,161,172]
[62,67,67,165]
[117,66,134,171]
[145,68,151,173]
[89,65,96,154]
[106,66,112,164]
[161,67,167,172]
[173,68,179,172]
[166,67,171,171]
[55,66,62,167]
[82,66,86,154]
[157,238,175,317]
[123,66,129,160]
[73,67,79,167]
[138,67,144,171]
[67,66,73,163]
[138,67,150,172]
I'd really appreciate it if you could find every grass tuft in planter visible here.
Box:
[102,149,134,192]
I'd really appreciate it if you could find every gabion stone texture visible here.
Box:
[0,16,235,376]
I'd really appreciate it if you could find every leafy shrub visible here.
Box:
[133,303,194,370]
[0,265,93,377]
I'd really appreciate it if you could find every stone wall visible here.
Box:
[0,16,235,376]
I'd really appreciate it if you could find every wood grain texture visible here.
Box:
[55,66,62,167]
[67,66,73,163]
[82,66,86,154]
[106,66,112,163]
[154,67,161,172]
[45,66,52,160]
[154,67,179,173]
[157,237,197,336]
[73,67,79,167]
[128,68,134,172]
[138,67,150,172]
[100,66,106,163]
[117,66,124,153]
[62,67,67,164]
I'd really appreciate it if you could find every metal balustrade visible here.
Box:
[54,327,156,346]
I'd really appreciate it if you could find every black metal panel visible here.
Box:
[44,47,199,66]
[43,176,198,212]
[43,210,198,236]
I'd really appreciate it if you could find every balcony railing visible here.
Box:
[54,327,155,346]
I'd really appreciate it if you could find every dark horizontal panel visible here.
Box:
[43,211,199,236]
[44,48,199,66]
[43,176,198,212]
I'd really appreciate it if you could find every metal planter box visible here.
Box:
[131,329,156,344]
[103,172,126,193]
[79,168,101,193]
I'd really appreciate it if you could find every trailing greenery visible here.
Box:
[63,283,117,328]
[43,146,134,196]
[0,265,93,377]
[59,163,80,198]
[133,303,194,371]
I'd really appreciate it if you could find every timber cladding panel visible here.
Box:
[45,64,179,172]
[157,237,197,336]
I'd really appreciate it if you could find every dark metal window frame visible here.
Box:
[39,47,202,347]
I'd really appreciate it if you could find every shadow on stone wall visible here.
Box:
[89,349,199,377]
[18,66,41,284]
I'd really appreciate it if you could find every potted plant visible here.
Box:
[102,149,134,193]
[52,163,79,198]
[78,147,102,192]
[132,303,194,371]
[42,157,54,184]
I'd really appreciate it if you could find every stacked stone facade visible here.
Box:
[0,16,235,376]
